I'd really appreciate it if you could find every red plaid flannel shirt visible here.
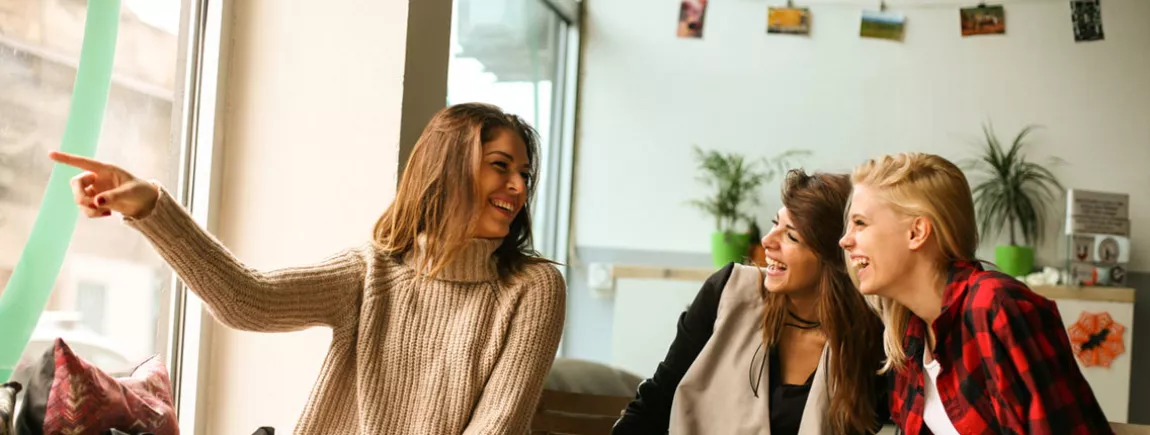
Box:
[889,261,1112,435]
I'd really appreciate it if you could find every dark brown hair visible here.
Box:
[759,170,885,434]
[372,103,548,280]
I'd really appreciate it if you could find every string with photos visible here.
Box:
[769,0,1087,9]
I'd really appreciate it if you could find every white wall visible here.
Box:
[575,0,1150,271]
[198,0,451,433]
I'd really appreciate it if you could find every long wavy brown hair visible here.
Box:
[372,103,549,281]
[759,170,885,434]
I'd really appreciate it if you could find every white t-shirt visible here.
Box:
[923,348,961,435]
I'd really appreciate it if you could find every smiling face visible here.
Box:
[838,183,917,296]
[761,207,821,295]
[473,127,531,239]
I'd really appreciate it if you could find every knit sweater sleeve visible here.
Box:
[124,187,367,332]
[462,263,567,435]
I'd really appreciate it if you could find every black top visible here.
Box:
[768,346,814,435]
[611,263,890,435]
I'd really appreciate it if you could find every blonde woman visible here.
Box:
[50,103,566,434]
[839,153,1110,434]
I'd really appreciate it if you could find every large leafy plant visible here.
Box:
[963,124,1064,247]
[688,146,808,234]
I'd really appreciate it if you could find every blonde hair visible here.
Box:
[849,153,979,372]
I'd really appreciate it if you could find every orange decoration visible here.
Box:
[1067,311,1126,368]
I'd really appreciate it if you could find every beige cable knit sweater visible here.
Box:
[126,190,567,434]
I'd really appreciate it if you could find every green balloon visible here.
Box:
[0,0,121,382]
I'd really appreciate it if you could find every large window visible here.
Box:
[448,0,580,264]
[0,0,193,390]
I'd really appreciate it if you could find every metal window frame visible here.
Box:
[527,0,581,359]
[541,0,580,25]
[534,0,580,268]
[166,0,228,433]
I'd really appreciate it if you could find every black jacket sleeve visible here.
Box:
[611,263,736,434]
[871,368,893,433]
[868,321,893,434]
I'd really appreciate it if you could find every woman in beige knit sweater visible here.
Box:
[50,103,567,435]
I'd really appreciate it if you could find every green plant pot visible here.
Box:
[995,245,1035,278]
[711,232,751,267]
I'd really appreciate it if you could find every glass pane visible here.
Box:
[448,0,563,257]
[1,0,183,379]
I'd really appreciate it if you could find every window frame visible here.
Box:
[532,0,580,269]
[541,0,580,25]
[165,0,228,433]
[532,0,580,359]
[1,0,219,427]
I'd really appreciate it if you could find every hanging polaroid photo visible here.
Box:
[767,7,811,35]
[959,4,1006,36]
[677,0,708,38]
[860,10,906,41]
[1071,0,1104,42]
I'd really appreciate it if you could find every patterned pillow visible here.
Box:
[0,382,19,435]
[17,338,178,435]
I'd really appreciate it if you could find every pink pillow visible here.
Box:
[42,338,178,435]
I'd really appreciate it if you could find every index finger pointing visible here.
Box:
[49,151,109,173]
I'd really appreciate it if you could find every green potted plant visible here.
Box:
[964,124,1064,277]
[688,146,807,267]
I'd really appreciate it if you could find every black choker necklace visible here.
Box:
[785,310,821,329]
[748,311,822,397]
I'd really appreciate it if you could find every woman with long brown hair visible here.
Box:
[613,170,887,435]
[49,103,566,434]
